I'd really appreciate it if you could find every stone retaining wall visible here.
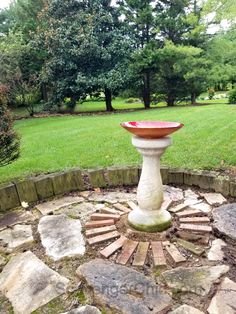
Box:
[0,166,235,212]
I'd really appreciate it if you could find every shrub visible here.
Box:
[229,89,236,104]
[208,88,215,100]
[0,86,20,166]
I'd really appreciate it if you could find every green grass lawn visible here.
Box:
[1,103,236,184]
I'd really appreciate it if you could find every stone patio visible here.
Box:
[0,185,236,313]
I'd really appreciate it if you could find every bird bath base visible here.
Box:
[128,136,172,232]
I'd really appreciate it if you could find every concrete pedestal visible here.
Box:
[128,136,172,232]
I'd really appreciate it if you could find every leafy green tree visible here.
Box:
[38,0,131,112]
[152,42,209,106]
[206,28,236,89]
[0,85,20,166]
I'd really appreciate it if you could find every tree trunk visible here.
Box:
[167,94,175,106]
[41,83,48,102]
[143,71,151,109]
[105,88,114,111]
[191,92,196,104]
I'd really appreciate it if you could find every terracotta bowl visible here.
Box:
[120,121,184,139]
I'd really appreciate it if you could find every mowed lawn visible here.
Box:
[1,103,236,184]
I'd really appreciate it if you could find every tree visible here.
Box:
[38,0,131,112]
[118,0,157,108]
[0,85,20,166]
[152,42,209,106]
[206,28,236,89]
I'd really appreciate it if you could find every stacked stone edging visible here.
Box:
[0,166,235,212]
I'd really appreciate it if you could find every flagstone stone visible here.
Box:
[62,305,101,314]
[208,277,236,314]
[0,255,6,267]
[76,259,172,314]
[87,191,136,204]
[0,224,34,252]
[0,210,35,231]
[36,196,84,215]
[169,304,204,314]
[208,239,226,261]
[0,251,69,314]
[190,202,212,213]
[164,185,184,201]
[201,192,227,206]
[162,265,229,296]
[213,203,236,241]
[38,214,85,261]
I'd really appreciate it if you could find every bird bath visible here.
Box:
[121,121,183,232]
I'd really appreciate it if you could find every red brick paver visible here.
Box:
[90,213,120,221]
[179,217,210,224]
[116,239,139,265]
[100,236,127,258]
[151,242,167,267]
[85,225,117,238]
[87,231,120,245]
[165,243,186,264]
[85,219,115,229]
[179,224,212,233]
[176,209,207,218]
[113,203,131,213]
[132,242,149,267]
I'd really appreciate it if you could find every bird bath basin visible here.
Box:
[121,121,183,139]
[121,121,184,232]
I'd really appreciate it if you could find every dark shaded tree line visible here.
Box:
[0,0,236,115]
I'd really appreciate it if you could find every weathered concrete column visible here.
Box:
[128,136,172,232]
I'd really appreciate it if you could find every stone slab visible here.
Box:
[34,175,54,200]
[100,236,127,258]
[177,239,205,256]
[164,185,184,202]
[0,255,6,267]
[208,277,236,314]
[213,203,236,241]
[162,265,229,296]
[151,241,167,267]
[0,184,20,212]
[50,169,85,195]
[169,304,204,314]
[207,239,226,261]
[132,242,149,266]
[0,224,34,252]
[87,169,107,188]
[189,202,212,213]
[201,192,227,206]
[116,239,138,265]
[36,196,84,215]
[0,251,69,314]
[38,214,85,260]
[77,259,172,314]
[87,191,136,204]
[0,210,35,231]
[62,305,101,314]
[15,179,38,204]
